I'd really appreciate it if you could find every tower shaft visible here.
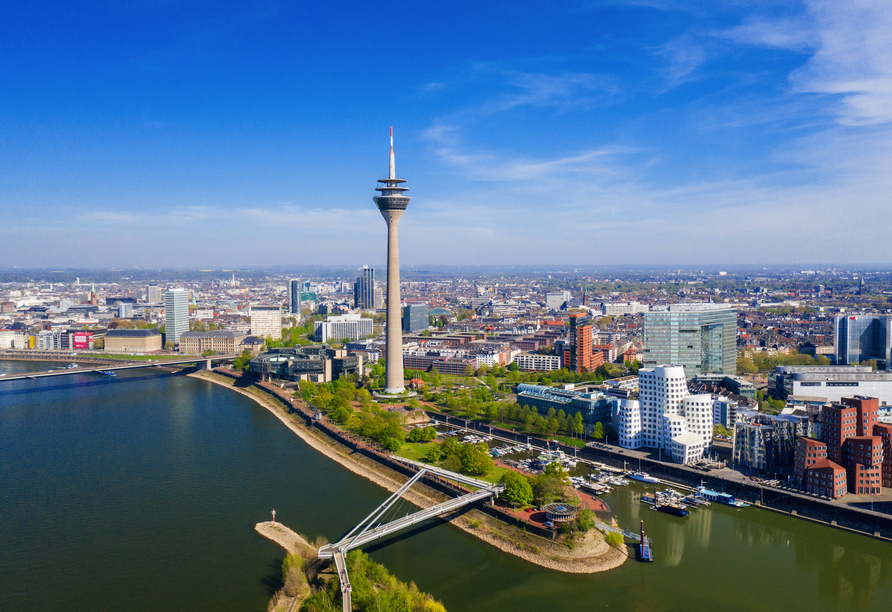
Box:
[383,210,405,393]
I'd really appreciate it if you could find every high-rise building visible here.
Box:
[353,266,376,309]
[164,288,189,345]
[250,305,283,340]
[642,304,737,376]
[562,314,596,373]
[402,303,429,333]
[146,284,163,303]
[834,315,892,370]
[618,365,713,463]
[373,127,410,394]
[289,279,302,315]
[314,314,374,342]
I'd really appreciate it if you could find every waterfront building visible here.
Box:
[713,397,739,428]
[402,303,429,333]
[250,345,363,383]
[288,279,301,315]
[373,128,410,394]
[731,415,797,471]
[179,331,248,355]
[834,314,892,369]
[516,383,612,433]
[250,305,282,340]
[314,313,374,343]
[104,328,163,353]
[771,365,892,405]
[805,460,848,499]
[514,352,562,372]
[618,365,713,463]
[164,288,189,345]
[642,303,737,376]
[353,267,376,310]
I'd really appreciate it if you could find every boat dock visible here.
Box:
[638,521,654,563]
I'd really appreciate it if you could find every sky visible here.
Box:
[1,0,891,269]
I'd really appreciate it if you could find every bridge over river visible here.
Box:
[0,354,238,382]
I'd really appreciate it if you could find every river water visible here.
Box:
[1,362,891,612]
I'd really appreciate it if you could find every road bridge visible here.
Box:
[0,354,239,382]
[318,460,504,612]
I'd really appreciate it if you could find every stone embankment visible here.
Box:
[255,521,317,557]
[190,370,627,574]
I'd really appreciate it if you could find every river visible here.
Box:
[1,362,891,611]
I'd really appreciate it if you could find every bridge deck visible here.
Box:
[0,355,238,381]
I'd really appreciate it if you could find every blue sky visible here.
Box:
[1,1,891,268]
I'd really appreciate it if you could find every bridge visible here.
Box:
[0,354,239,382]
[318,458,504,612]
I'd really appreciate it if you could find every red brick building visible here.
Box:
[845,436,883,495]
[794,437,828,482]
[874,423,892,488]
[804,459,848,499]
[562,314,594,373]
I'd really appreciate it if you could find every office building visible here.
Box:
[617,365,713,463]
[165,288,189,345]
[642,304,737,376]
[402,303,429,333]
[250,305,283,340]
[545,291,571,310]
[771,365,892,405]
[354,267,376,310]
[118,303,133,319]
[516,383,613,433]
[289,279,302,314]
[314,313,374,343]
[146,284,162,303]
[834,315,892,369]
[514,352,562,372]
[562,313,595,373]
[374,128,410,394]
[601,301,649,317]
[250,346,363,383]
[105,328,163,353]
[179,331,248,355]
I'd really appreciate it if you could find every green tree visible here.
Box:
[499,471,534,508]
[593,421,605,441]
[425,445,442,463]
[459,442,494,476]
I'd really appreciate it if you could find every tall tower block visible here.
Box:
[374,127,411,394]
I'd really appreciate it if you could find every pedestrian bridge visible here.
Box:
[318,458,504,612]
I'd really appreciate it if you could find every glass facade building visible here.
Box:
[353,266,376,310]
[402,303,429,333]
[164,288,189,345]
[642,304,737,376]
[834,315,892,370]
[288,279,301,314]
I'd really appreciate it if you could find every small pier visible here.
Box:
[638,521,654,563]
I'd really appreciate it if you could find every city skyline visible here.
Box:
[2,2,891,267]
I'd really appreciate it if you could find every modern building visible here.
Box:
[545,291,571,310]
[562,314,595,373]
[353,267,376,310]
[617,365,713,463]
[374,128,410,394]
[289,279,302,315]
[834,315,892,369]
[731,414,798,472]
[771,365,892,405]
[118,303,133,319]
[250,305,283,340]
[105,328,163,353]
[146,284,163,303]
[250,346,363,383]
[164,288,189,345]
[642,304,737,376]
[514,352,562,372]
[179,331,248,355]
[402,303,429,333]
[314,313,374,343]
[601,301,649,317]
[516,383,613,433]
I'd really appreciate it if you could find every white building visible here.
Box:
[545,291,571,310]
[250,305,283,340]
[617,365,713,464]
[772,365,892,406]
[165,288,190,345]
[601,301,649,317]
[514,352,562,371]
[0,330,27,349]
[314,313,373,343]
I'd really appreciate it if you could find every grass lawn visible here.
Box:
[396,441,439,462]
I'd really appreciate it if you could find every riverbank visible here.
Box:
[189,370,627,574]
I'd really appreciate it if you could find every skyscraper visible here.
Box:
[288,279,302,315]
[164,288,189,345]
[146,283,162,303]
[834,315,892,370]
[562,313,596,373]
[353,266,375,309]
[374,128,410,394]
[642,303,737,376]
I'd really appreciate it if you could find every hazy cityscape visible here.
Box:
[3,2,892,612]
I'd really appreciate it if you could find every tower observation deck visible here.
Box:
[373,128,411,394]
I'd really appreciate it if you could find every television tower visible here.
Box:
[374,128,411,394]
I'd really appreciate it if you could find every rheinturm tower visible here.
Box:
[374,128,411,394]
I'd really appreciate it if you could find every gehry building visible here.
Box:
[618,365,713,464]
